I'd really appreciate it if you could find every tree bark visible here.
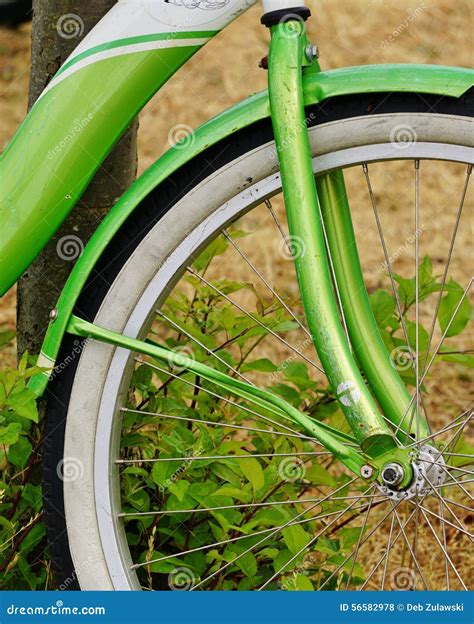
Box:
[17,0,138,357]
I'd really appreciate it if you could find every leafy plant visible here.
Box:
[119,242,472,590]
[0,246,471,590]
[0,335,48,589]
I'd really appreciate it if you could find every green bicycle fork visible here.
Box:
[266,17,426,476]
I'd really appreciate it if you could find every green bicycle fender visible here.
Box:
[23,62,472,396]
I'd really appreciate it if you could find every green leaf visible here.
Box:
[283,363,309,380]
[314,536,339,555]
[241,358,279,373]
[234,550,258,577]
[168,480,190,502]
[20,523,45,554]
[293,573,314,590]
[437,352,474,368]
[6,387,38,422]
[22,483,42,513]
[0,331,15,348]
[214,486,251,502]
[282,524,310,555]
[7,435,32,469]
[305,463,335,487]
[268,384,301,407]
[438,279,471,337]
[340,527,364,550]
[0,422,21,446]
[192,236,229,272]
[405,320,429,355]
[151,459,180,488]
[369,290,396,328]
[238,457,264,494]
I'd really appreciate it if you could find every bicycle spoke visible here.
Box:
[363,163,412,352]
[359,498,428,590]
[120,493,385,518]
[131,492,372,570]
[186,267,322,372]
[156,310,253,384]
[381,513,396,590]
[258,484,378,591]
[439,500,450,590]
[419,507,468,589]
[121,407,321,443]
[392,504,429,589]
[405,410,472,449]
[395,281,473,436]
[222,229,313,341]
[414,160,421,441]
[420,164,471,380]
[319,497,403,591]
[344,492,375,589]
[190,477,361,589]
[135,358,320,444]
[422,459,474,477]
[410,501,472,539]
[116,451,329,464]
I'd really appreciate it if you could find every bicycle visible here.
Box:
[0,0,472,591]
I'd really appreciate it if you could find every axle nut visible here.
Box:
[381,463,404,487]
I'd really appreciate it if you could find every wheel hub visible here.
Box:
[378,444,446,501]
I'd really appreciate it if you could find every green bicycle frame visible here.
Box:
[1,0,472,481]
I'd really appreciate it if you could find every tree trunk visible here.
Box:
[17,0,138,357]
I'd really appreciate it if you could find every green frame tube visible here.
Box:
[67,315,368,478]
[267,19,399,460]
[316,171,430,442]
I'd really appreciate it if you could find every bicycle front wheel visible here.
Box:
[43,90,473,591]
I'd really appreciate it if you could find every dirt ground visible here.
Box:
[0,0,472,367]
